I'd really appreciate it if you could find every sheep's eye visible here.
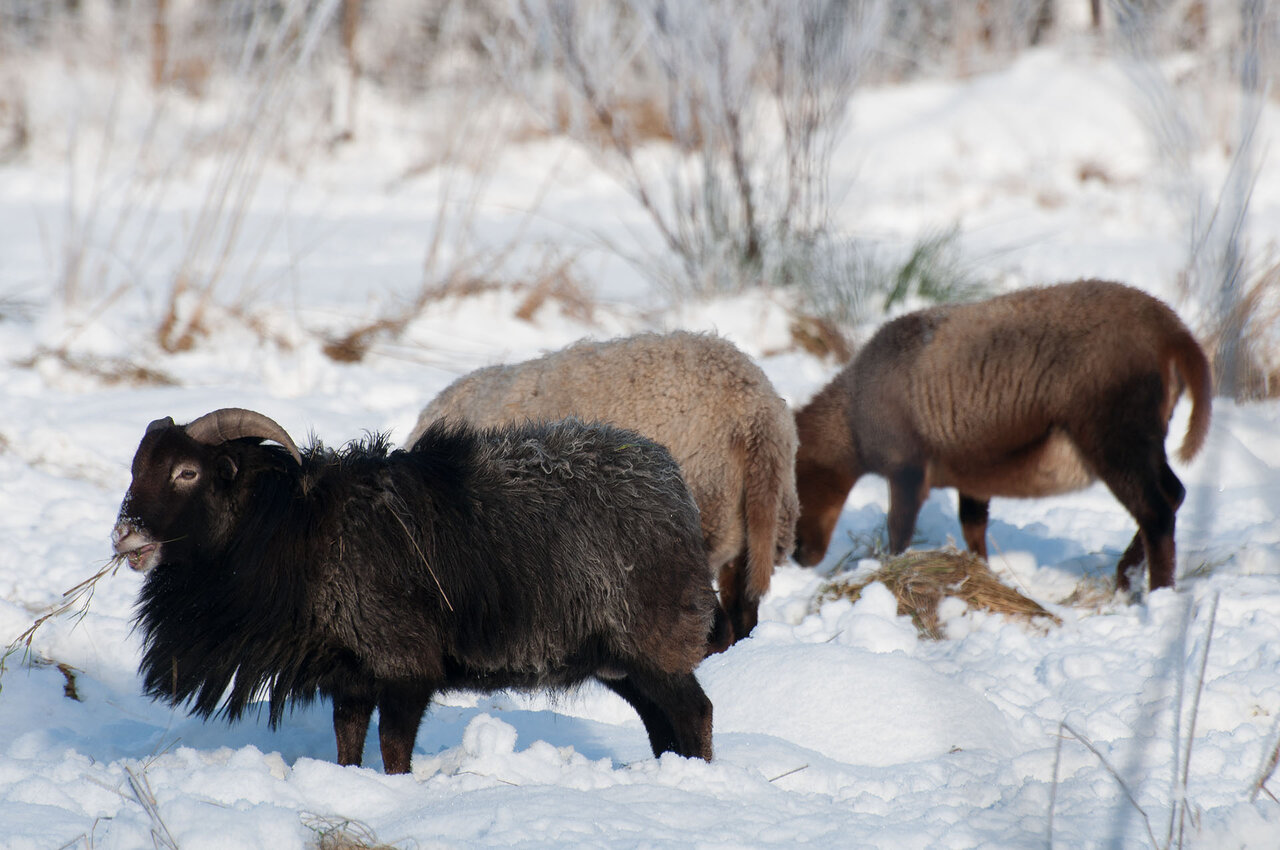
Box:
[172,465,199,483]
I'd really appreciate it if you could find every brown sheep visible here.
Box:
[407,331,799,643]
[792,279,1212,592]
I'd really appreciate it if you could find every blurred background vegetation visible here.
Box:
[1,0,1276,396]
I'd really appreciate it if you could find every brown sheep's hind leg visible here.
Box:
[377,685,433,775]
[957,494,990,558]
[887,466,928,554]
[604,669,713,762]
[1115,458,1188,591]
[1073,375,1187,593]
[1112,453,1187,592]
[1097,448,1183,592]
[1115,533,1146,592]
[717,553,757,645]
[706,601,733,656]
[1143,461,1186,590]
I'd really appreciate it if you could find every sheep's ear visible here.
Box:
[217,455,238,481]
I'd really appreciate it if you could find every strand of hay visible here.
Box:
[2,555,126,680]
[815,548,1060,639]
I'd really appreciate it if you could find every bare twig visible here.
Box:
[768,764,809,783]
[1175,592,1218,848]
[323,91,563,364]
[458,770,519,787]
[492,0,882,297]
[159,0,341,353]
[1047,719,1065,848]
[1059,722,1160,850]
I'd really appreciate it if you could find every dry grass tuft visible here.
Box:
[507,92,681,149]
[815,548,1059,639]
[787,313,854,362]
[513,259,596,326]
[21,349,177,387]
[1077,159,1115,185]
[324,259,595,364]
[1059,570,1118,610]
[321,277,504,364]
[302,814,399,850]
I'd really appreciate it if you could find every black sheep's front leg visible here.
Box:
[377,683,434,775]
[333,691,376,767]
[604,668,713,762]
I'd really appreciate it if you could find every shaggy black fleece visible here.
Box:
[122,416,718,769]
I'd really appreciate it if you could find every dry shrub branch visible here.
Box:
[158,0,342,353]
[491,0,883,297]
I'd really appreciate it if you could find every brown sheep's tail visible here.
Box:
[741,410,798,607]
[1169,327,1213,463]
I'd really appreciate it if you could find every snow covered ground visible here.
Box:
[1,40,1279,849]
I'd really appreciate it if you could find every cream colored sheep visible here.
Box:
[407,331,799,644]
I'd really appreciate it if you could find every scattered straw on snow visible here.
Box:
[814,548,1060,639]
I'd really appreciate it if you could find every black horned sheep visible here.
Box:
[792,280,1212,592]
[112,408,718,773]
[406,331,799,644]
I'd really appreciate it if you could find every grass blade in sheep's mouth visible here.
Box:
[121,543,157,572]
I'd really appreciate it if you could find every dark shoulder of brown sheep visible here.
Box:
[407,331,799,644]
[792,280,1212,593]
[112,408,719,774]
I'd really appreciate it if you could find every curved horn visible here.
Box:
[184,408,303,465]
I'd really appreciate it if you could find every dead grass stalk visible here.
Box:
[1250,723,1280,804]
[4,556,127,665]
[125,763,179,850]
